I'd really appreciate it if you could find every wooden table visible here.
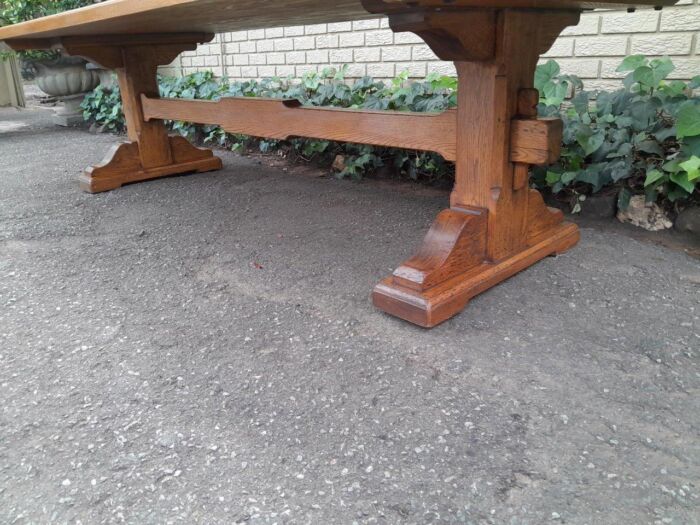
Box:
[0,0,676,327]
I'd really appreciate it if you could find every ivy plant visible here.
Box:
[534,56,699,210]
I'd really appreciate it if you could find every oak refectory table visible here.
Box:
[0,0,676,327]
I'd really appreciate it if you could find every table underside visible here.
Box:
[0,0,677,43]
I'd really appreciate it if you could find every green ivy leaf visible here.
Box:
[669,171,695,193]
[576,130,605,155]
[545,171,561,185]
[676,103,700,138]
[617,55,647,72]
[535,60,560,92]
[679,155,700,181]
[690,76,700,89]
[644,169,666,187]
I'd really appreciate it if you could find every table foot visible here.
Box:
[373,192,580,327]
[80,136,223,193]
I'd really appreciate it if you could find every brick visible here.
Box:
[239,41,256,53]
[295,65,316,77]
[191,56,205,67]
[344,63,366,78]
[354,47,381,62]
[367,62,395,78]
[229,31,248,42]
[257,66,276,78]
[249,54,266,65]
[225,66,242,78]
[427,62,457,77]
[315,34,339,49]
[232,54,249,66]
[353,19,380,30]
[265,27,284,39]
[329,49,353,63]
[274,38,294,52]
[365,29,394,46]
[286,51,306,64]
[204,56,219,67]
[210,67,223,77]
[224,43,240,54]
[542,37,574,57]
[327,22,352,32]
[248,29,265,40]
[241,66,258,77]
[266,53,286,65]
[574,36,628,56]
[394,32,424,45]
[561,13,600,36]
[381,46,412,62]
[294,36,315,50]
[339,32,365,47]
[256,39,274,52]
[660,5,700,31]
[284,26,305,37]
[555,58,601,78]
[601,10,659,33]
[395,61,427,78]
[631,33,693,55]
[276,65,295,77]
[412,44,438,61]
[305,24,327,35]
[307,50,329,64]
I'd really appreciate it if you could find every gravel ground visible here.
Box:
[1,106,699,525]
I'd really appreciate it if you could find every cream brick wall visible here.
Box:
[178,1,700,89]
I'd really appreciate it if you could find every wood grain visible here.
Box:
[510,118,563,165]
[142,95,459,160]
[0,0,677,45]
[372,8,581,326]
[81,136,222,192]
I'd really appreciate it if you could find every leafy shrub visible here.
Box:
[81,58,699,208]
[534,56,700,211]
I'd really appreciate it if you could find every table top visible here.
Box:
[0,0,678,44]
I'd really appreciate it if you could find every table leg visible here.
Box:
[57,37,223,193]
[370,8,582,327]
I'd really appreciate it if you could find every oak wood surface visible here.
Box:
[0,0,677,44]
[371,8,582,326]
[142,95,459,161]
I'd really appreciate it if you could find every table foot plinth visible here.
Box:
[80,136,223,193]
[373,192,580,327]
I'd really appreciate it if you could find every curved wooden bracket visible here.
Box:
[81,135,222,193]
[373,197,579,328]
[392,208,487,291]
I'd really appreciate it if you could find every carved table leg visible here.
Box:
[56,35,223,193]
[368,7,582,327]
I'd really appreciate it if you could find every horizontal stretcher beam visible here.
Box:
[142,95,459,161]
[141,95,561,165]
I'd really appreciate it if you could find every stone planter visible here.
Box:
[32,56,100,125]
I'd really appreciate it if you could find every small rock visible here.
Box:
[617,195,672,231]
[332,155,346,172]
